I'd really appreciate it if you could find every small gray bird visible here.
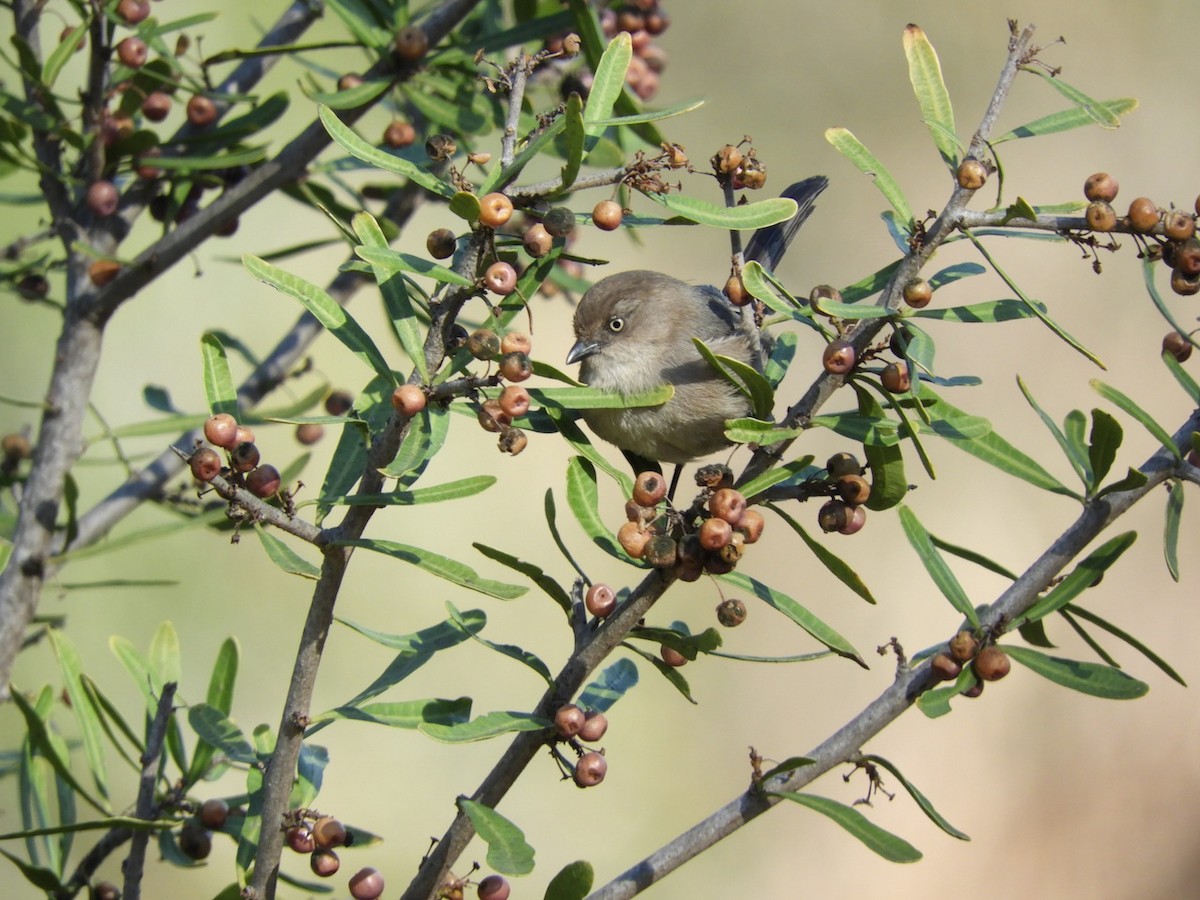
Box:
[566,177,828,467]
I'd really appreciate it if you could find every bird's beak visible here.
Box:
[566,338,598,365]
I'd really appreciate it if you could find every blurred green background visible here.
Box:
[2,1,1198,897]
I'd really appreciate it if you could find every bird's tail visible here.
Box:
[743,175,829,273]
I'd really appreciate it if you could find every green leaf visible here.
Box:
[187,637,239,784]
[994,98,1137,142]
[1161,346,1200,404]
[1025,70,1121,129]
[903,24,957,169]
[560,91,585,188]
[719,572,864,664]
[772,792,922,862]
[809,412,900,446]
[1164,479,1183,582]
[334,539,527,600]
[339,476,497,507]
[253,525,320,579]
[43,23,87,89]
[1063,407,1093,488]
[911,298,1043,323]
[641,191,799,230]
[582,31,632,140]
[764,330,798,389]
[310,697,471,728]
[767,505,876,604]
[292,742,328,811]
[897,505,979,627]
[305,77,391,110]
[577,659,639,713]
[737,456,818,500]
[353,245,475,287]
[472,544,572,617]
[141,146,270,172]
[693,338,774,420]
[0,816,174,840]
[11,688,107,816]
[319,106,454,199]
[544,860,594,900]
[1090,379,1181,460]
[1065,604,1186,687]
[928,534,1018,580]
[864,755,970,840]
[243,254,394,383]
[825,127,913,225]
[530,384,673,410]
[419,711,549,743]
[199,332,238,417]
[1022,531,1137,623]
[187,704,258,766]
[625,642,696,703]
[1085,408,1122,491]
[459,799,535,876]
[351,212,429,381]
[855,385,908,509]
[565,457,624,560]
[447,602,552,685]
[1005,646,1148,698]
[381,405,450,484]
[742,261,808,322]
[46,631,108,801]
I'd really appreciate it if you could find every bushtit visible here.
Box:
[566,177,828,467]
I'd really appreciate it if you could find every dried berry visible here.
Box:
[310,849,340,877]
[956,157,987,190]
[585,583,616,618]
[230,441,260,474]
[189,447,221,482]
[199,798,229,830]
[836,473,871,506]
[643,534,678,568]
[178,820,211,860]
[573,751,607,787]
[822,339,856,375]
[617,521,651,558]
[478,192,513,228]
[1164,209,1196,242]
[522,223,553,257]
[312,817,347,850]
[716,598,747,627]
[929,653,961,681]
[1085,200,1117,232]
[204,413,240,450]
[543,206,576,238]
[698,516,733,550]
[881,361,911,393]
[246,465,281,499]
[709,488,747,525]
[186,95,217,127]
[973,645,1011,681]
[88,259,121,287]
[116,37,148,68]
[826,452,860,478]
[659,645,687,668]
[498,385,530,418]
[497,351,532,382]
[484,261,518,295]
[466,328,501,360]
[349,867,385,900]
[1127,197,1160,233]
[500,332,532,355]
[286,826,316,854]
[1083,172,1119,203]
[591,199,623,231]
[632,470,667,507]
[736,508,765,543]
[948,630,978,663]
[1163,331,1193,362]
[384,119,416,148]
[902,278,933,308]
[394,25,429,62]
[554,704,585,739]
[578,710,608,742]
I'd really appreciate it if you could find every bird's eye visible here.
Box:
[607,316,625,333]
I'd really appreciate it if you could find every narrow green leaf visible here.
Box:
[310,697,471,728]
[565,457,624,560]
[1064,408,1094,488]
[199,332,238,417]
[334,538,527,600]
[459,800,535,876]
[825,127,913,224]
[768,505,876,604]
[1014,378,1085,488]
[810,412,900,446]
[625,642,697,703]
[353,245,475,287]
[737,456,818,500]
[10,689,107,816]
[419,711,549,743]
[1164,480,1183,582]
[540,407,636,491]
[530,384,673,410]
[188,637,239,784]
[1090,379,1181,460]
[46,631,108,801]
[243,254,394,382]
[929,534,1018,580]
[187,704,258,766]
[1005,646,1148,698]
[253,524,321,580]
[305,77,391,110]
[855,385,908,509]
[772,792,922,862]
[560,91,585,188]
[1066,604,1186,687]
[447,602,552,685]
[472,544,572,617]
[693,339,774,420]
[339,476,497,507]
[764,330,798,389]
[381,405,450,483]
[903,24,957,169]
[481,115,567,194]
[319,106,454,198]
[43,23,87,89]
[337,609,485,653]
[351,212,429,381]
[582,31,632,139]
[1023,531,1137,623]
[916,668,976,718]
[1025,70,1121,129]
[911,298,1043,323]
[292,742,329,811]
[742,261,808,322]
[994,97,1137,142]
[1085,407,1122,491]
[544,860,594,900]
[724,418,803,445]
[577,659,639,713]
[0,816,173,839]
[897,505,979,627]
[719,571,864,664]
[641,191,799,230]
[865,755,970,840]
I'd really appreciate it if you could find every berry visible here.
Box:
[497,428,528,455]
[712,144,743,177]
[425,134,457,161]
[902,278,933,308]
[1083,172,1118,203]
[617,521,651,558]
[466,328,501,360]
[1164,209,1195,242]
[881,361,911,393]
[659,645,687,668]
[1163,331,1193,362]
[822,339,856,375]
[17,273,49,300]
[554,704,585,739]
[189,447,221,482]
[186,95,217,127]
[394,25,429,62]
[1173,238,1200,277]
[478,193,513,228]
[708,488,747,525]
[204,413,240,449]
[392,384,427,416]
[1084,201,1116,232]
[199,798,229,830]
[973,646,1011,681]
[1127,197,1160,233]
[117,0,150,24]
[836,473,871,506]
[178,820,212,860]
[585,583,616,617]
[349,867,385,900]
[644,534,678,568]
[230,441,260,473]
[839,505,867,535]
[717,531,745,565]
[698,516,733,550]
[476,875,511,900]
[817,499,850,533]
[948,630,978,663]
[286,826,316,854]
[310,849,340,877]
[956,157,987,190]
[498,385,530,418]
[1171,269,1200,296]
[574,751,607,787]
[578,710,608,742]
[312,816,347,850]
[733,155,767,190]
[716,598,747,627]
[522,223,553,257]
[141,90,172,121]
[325,391,353,416]
[809,284,843,308]
[116,37,148,68]
[337,73,364,92]
[384,120,416,148]
[484,261,518,295]
[497,351,532,382]
[929,654,961,681]
[723,272,750,306]
[86,181,119,217]
[234,425,256,446]
[500,332,532,355]
[826,452,860,478]
[477,400,510,433]
[246,465,281,499]
[1,433,31,461]
[632,471,667,507]
[542,206,576,239]
[961,682,984,699]
[736,508,765,543]
[93,882,120,900]
[135,147,163,180]
[591,199,623,231]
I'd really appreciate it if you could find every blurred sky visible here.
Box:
[2,1,1199,898]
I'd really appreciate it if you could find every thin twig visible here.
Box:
[122,681,177,900]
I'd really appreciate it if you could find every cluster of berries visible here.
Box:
[281,814,386,898]
[437,872,512,900]
[813,283,928,384]
[816,452,871,535]
[455,327,534,456]
[553,702,610,788]
[928,631,1011,698]
[188,414,281,499]
[175,797,234,862]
